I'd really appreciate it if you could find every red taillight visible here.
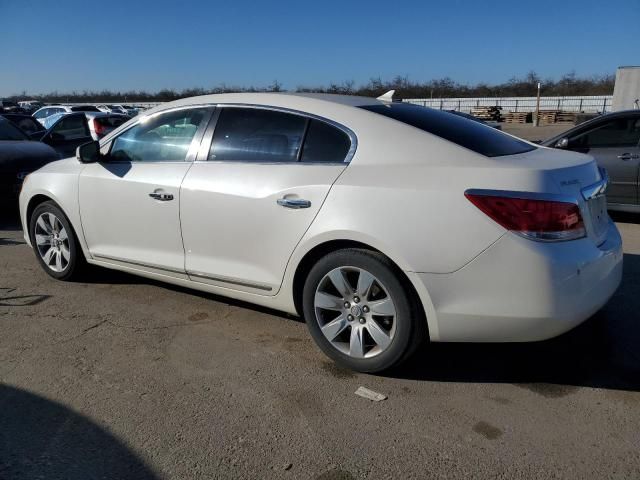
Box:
[465,192,586,241]
[93,119,106,137]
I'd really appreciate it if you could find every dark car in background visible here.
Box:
[542,110,640,212]
[1,112,97,158]
[0,118,59,202]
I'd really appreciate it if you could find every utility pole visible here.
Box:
[534,82,541,126]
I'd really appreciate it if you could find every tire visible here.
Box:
[29,201,86,281]
[302,248,426,373]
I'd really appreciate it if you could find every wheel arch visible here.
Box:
[291,239,430,340]
[25,194,58,243]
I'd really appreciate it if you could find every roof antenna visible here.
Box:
[376,90,395,102]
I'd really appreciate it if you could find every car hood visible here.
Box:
[0,141,60,173]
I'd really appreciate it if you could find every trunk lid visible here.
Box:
[505,147,609,245]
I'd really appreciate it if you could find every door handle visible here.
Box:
[149,192,174,201]
[617,153,640,160]
[277,198,311,209]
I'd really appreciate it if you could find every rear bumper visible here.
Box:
[412,221,623,342]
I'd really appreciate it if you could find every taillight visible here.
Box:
[465,191,586,241]
[93,119,106,137]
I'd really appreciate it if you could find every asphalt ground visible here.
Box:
[1,128,639,478]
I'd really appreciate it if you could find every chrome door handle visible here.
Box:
[617,153,640,160]
[277,198,311,209]
[149,192,174,201]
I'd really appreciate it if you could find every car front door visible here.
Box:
[41,113,93,158]
[78,107,212,274]
[567,115,640,205]
[180,106,354,294]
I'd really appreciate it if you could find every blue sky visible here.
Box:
[0,0,638,95]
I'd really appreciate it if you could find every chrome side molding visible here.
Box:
[93,254,273,292]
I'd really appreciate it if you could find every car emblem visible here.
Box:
[350,305,362,316]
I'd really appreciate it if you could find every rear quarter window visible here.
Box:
[360,103,535,158]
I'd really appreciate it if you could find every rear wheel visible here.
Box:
[29,201,85,281]
[302,248,426,372]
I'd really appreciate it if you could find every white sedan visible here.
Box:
[19,93,623,372]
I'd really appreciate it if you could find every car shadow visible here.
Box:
[0,206,21,231]
[3,210,638,391]
[81,266,302,322]
[0,384,159,479]
[390,253,640,392]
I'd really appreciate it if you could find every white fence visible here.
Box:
[66,96,613,114]
[403,95,612,113]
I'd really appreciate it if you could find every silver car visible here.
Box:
[543,110,640,212]
[33,105,102,125]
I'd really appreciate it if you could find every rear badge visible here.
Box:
[561,179,580,186]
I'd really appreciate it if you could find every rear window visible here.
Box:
[0,118,29,140]
[360,103,535,157]
[70,105,100,112]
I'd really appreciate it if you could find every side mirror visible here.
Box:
[76,140,101,163]
[554,137,569,149]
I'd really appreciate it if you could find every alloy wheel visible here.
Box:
[314,266,397,359]
[34,212,71,273]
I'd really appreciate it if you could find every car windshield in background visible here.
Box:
[360,103,534,157]
[0,118,29,140]
[70,105,100,112]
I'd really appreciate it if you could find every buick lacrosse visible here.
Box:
[19,93,623,372]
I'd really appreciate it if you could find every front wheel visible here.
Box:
[29,201,85,281]
[302,248,426,373]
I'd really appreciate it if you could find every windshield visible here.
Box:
[0,118,29,140]
[360,103,535,158]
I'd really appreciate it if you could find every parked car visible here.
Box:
[18,101,44,113]
[97,104,139,116]
[33,105,101,125]
[0,117,59,202]
[445,110,502,130]
[43,112,129,140]
[1,113,46,138]
[19,93,622,372]
[542,110,640,212]
[3,112,99,158]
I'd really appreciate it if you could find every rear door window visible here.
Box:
[300,120,351,163]
[209,108,306,162]
[360,103,535,157]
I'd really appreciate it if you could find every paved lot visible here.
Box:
[1,209,639,480]
[502,123,570,142]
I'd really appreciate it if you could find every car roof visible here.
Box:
[145,92,384,115]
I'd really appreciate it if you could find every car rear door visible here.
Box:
[567,114,640,205]
[78,106,212,274]
[180,106,354,294]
